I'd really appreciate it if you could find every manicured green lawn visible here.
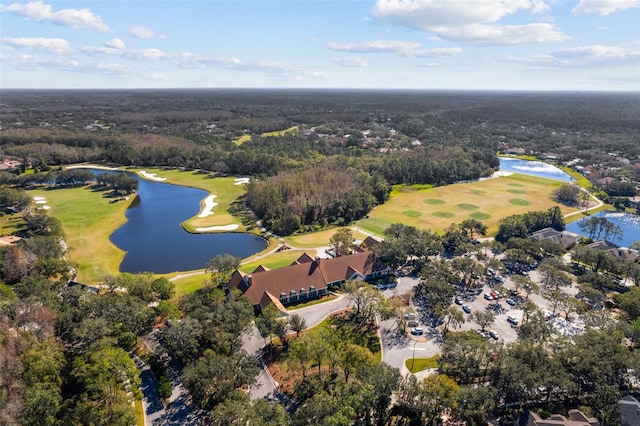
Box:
[405,355,440,373]
[234,126,299,145]
[240,250,316,273]
[284,227,368,248]
[171,272,209,297]
[356,173,578,236]
[28,185,131,284]
[0,213,24,236]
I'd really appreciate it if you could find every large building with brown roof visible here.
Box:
[229,251,390,312]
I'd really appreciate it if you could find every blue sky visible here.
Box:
[1,0,638,91]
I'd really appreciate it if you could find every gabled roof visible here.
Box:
[291,252,315,265]
[252,265,271,273]
[228,270,248,292]
[237,251,387,308]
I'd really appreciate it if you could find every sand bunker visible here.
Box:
[33,196,47,201]
[234,177,250,185]
[39,206,51,210]
[66,164,119,171]
[198,195,218,218]
[492,171,513,177]
[195,224,239,232]
[139,171,167,181]
[35,200,47,204]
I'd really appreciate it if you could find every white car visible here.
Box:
[507,315,519,325]
[411,327,424,336]
[489,330,499,340]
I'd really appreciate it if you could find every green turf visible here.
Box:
[284,227,367,248]
[507,189,527,194]
[29,185,130,283]
[403,210,422,217]
[508,198,532,206]
[433,211,455,218]
[423,198,446,205]
[356,173,578,236]
[405,355,440,373]
[469,212,492,220]
[240,250,316,273]
[457,203,479,210]
[172,272,209,297]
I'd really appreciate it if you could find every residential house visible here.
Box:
[618,395,640,426]
[228,251,390,313]
[524,409,600,426]
[587,240,639,261]
[530,227,582,249]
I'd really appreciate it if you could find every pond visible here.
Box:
[499,157,574,182]
[90,169,267,274]
[566,210,640,248]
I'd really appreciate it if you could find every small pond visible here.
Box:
[499,157,574,182]
[566,210,640,248]
[90,169,267,274]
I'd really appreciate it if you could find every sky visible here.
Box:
[1,0,639,91]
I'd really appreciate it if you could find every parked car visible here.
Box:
[507,315,519,325]
[455,296,463,305]
[484,293,494,301]
[463,304,471,314]
[486,267,495,276]
[489,330,499,340]
[506,298,516,306]
[411,327,424,336]
[493,275,504,283]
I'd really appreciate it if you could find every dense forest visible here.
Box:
[2,89,636,233]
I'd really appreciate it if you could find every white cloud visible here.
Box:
[105,38,126,49]
[371,0,566,45]
[2,37,73,54]
[326,40,462,57]
[332,56,368,67]
[432,23,568,45]
[502,44,640,68]
[82,46,168,61]
[0,1,109,32]
[572,0,639,15]
[128,26,166,39]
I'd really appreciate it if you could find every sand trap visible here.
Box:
[39,206,51,210]
[66,164,119,171]
[33,196,47,201]
[493,171,513,177]
[195,224,239,232]
[198,195,218,218]
[234,177,250,185]
[35,200,47,204]
[139,171,167,182]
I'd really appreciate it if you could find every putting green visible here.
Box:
[469,190,487,195]
[433,211,455,218]
[509,199,532,206]
[507,189,527,194]
[457,203,479,210]
[424,198,446,205]
[403,210,422,217]
[470,212,492,220]
[508,183,524,187]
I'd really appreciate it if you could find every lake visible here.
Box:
[566,210,640,248]
[499,157,574,182]
[91,169,267,274]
